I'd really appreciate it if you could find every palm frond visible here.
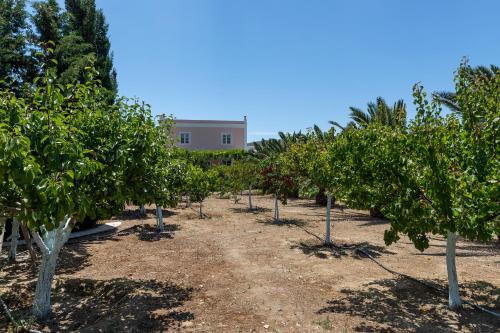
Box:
[432,91,461,113]
[349,107,371,127]
[329,120,345,131]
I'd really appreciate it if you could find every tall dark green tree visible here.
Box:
[32,0,63,46]
[0,0,32,91]
[64,0,117,93]
[31,0,117,95]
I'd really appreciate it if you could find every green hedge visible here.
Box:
[174,148,248,169]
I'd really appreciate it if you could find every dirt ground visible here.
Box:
[1,194,499,332]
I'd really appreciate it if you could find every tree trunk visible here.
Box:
[325,194,332,245]
[156,204,164,232]
[248,185,253,210]
[8,218,20,262]
[274,195,279,223]
[139,204,146,216]
[33,244,60,319]
[446,231,462,310]
[0,218,6,254]
[315,188,327,206]
[369,206,384,218]
[20,221,37,262]
[32,217,74,319]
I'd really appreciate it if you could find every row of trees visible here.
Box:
[241,61,499,310]
[0,62,218,319]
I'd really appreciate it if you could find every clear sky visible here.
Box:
[92,0,499,142]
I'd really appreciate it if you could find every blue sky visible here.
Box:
[91,0,499,142]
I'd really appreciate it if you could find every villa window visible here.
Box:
[222,133,232,145]
[180,132,190,144]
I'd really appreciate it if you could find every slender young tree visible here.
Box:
[225,160,260,210]
[283,127,338,244]
[184,166,218,219]
[131,115,185,232]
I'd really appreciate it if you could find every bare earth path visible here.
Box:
[1,195,499,332]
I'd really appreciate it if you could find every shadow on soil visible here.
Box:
[317,278,500,332]
[230,207,272,214]
[2,278,194,332]
[116,208,177,221]
[256,217,308,227]
[290,239,396,259]
[0,237,96,287]
[400,240,499,257]
[117,224,180,242]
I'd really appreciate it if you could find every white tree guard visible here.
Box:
[446,231,462,309]
[274,195,280,223]
[0,218,5,255]
[325,194,332,245]
[156,204,164,232]
[8,218,20,261]
[248,185,253,210]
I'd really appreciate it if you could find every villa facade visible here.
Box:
[161,116,248,151]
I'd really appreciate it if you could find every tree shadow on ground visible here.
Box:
[358,218,389,227]
[290,239,396,259]
[415,252,497,258]
[115,208,177,221]
[229,207,272,214]
[117,224,180,242]
[3,278,194,332]
[317,278,500,332]
[0,238,94,287]
[332,212,372,223]
[401,240,500,253]
[256,217,308,227]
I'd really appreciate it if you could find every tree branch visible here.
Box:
[32,231,49,255]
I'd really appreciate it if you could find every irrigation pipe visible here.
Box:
[290,221,500,318]
[354,246,500,318]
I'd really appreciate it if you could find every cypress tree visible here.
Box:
[31,0,117,96]
[32,0,63,46]
[0,0,32,91]
[64,0,117,94]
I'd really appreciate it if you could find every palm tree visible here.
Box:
[252,131,306,159]
[433,65,499,114]
[330,97,407,130]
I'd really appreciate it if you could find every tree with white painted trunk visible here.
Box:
[333,61,499,310]
[125,113,185,232]
[0,85,37,260]
[281,128,339,244]
[260,160,294,223]
[225,160,261,210]
[144,158,186,232]
[0,64,161,319]
[184,165,218,219]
